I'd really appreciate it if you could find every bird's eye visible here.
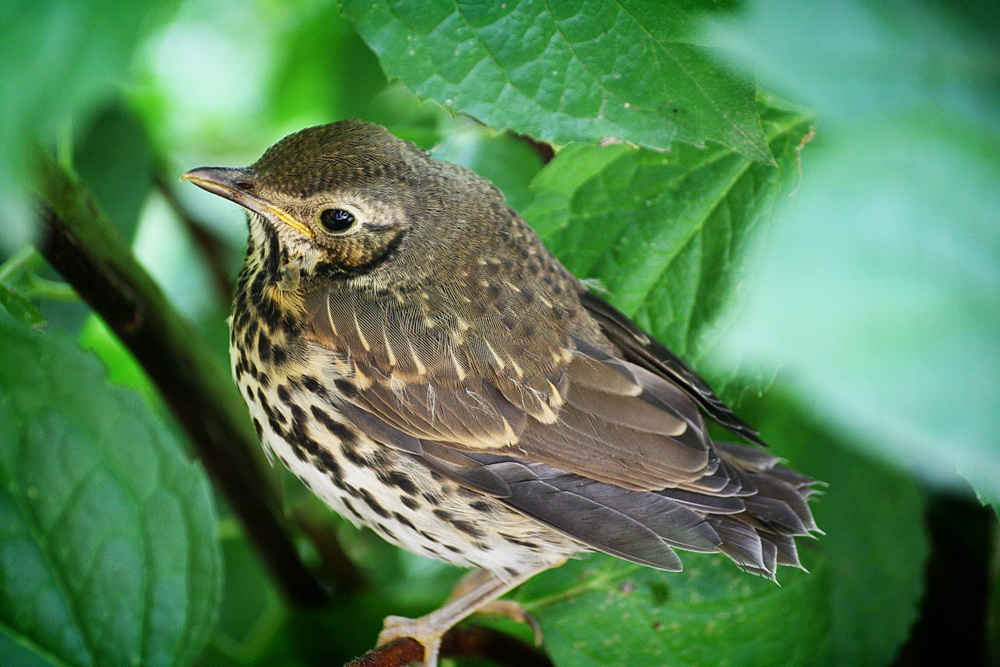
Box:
[318,208,357,233]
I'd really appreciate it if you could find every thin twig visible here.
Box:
[154,173,236,300]
[0,246,38,283]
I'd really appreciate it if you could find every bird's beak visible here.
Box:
[181,166,313,238]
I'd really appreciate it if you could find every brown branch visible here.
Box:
[35,154,326,606]
[291,506,367,595]
[345,626,554,667]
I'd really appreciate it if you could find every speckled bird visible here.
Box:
[183,120,819,666]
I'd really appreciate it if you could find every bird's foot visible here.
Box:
[377,615,444,666]
[374,562,563,665]
[474,599,543,646]
[446,569,543,645]
[375,600,542,666]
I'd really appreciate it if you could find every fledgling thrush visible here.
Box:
[183,120,819,666]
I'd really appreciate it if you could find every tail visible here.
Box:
[475,442,821,580]
[679,441,822,578]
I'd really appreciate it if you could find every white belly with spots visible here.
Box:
[231,342,577,576]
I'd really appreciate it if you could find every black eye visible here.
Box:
[319,208,356,233]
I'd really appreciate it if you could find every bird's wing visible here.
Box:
[578,290,765,446]
[305,288,817,575]
[306,288,745,494]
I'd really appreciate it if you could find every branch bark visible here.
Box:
[345,626,554,667]
[35,153,326,606]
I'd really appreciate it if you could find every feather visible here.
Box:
[479,459,686,571]
[580,290,766,446]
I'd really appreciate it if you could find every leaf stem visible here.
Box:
[0,246,38,283]
[521,561,643,612]
[21,277,79,302]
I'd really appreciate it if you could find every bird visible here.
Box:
[182,119,819,666]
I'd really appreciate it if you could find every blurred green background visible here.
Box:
[0,0,997,665]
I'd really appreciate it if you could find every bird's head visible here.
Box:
[183,119,504,291]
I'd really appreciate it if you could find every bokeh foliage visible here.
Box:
[1,0,996,665]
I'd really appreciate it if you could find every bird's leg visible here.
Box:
[447,569,543,645]
[377,558,562,666]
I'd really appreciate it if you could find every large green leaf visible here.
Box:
[432,120,545,211]
[708,0,999,127]
[507,98,928,665]
[74,103,155,243]
[340,0,770,160]
[525,104,811,364]
[513,390,926,666]
[712,0,1000,506]
[266,0,387,129]
[0,0,179,250]
[0,315,221,666]
[517,553,825,666]
[727,116,1000,505]
[747,391,928,666]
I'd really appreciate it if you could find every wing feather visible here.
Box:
[302,283,817,578]
[579,290,766,446]
[308,287,727,491]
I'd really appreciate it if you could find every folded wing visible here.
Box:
[306,287,820,577]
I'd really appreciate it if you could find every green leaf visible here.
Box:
[518,553,825,666]
[0,285,44,327]
[0,631,54,667]
[726,115,1000,506]
[267,2,388,129]
[432,120,544,211]
[708,0,999,127]
[525,105,812,362]
[74,103,155,243]
[0,0,180,250]
[511,100,927,662]
[340,0,771,160]
[198,519,285,666]
[748,391,928,666]
[0,315,221,666]
[712,0,1000,506]
[515,390,926,666]
[78,315,161,412]
[519,142,631,241]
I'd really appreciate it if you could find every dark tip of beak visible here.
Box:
[180,167,255,202]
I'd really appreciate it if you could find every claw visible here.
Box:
[377,615,444,666]
[370,560,563,665]
[475,599,544,646]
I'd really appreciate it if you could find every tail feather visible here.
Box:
[469,440,820,579]
[704,441,820,577]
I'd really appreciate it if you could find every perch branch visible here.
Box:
[345,625,554,667]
